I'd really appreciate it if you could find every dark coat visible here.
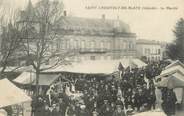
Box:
[112,110,126,116]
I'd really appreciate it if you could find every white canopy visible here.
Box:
[0,66,34,72]
[159,65,184,78]
[0,79,31,108]
[44,59,146,74]
[0,109,7,116]
[13,72,60,86]
[165,60,184,69]
[131,59,147,68]
[156,72,184,89]
[13,72,35,85]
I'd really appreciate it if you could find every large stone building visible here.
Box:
[17,0,137,63]
[53,13,137,61]
[136,39,163,61]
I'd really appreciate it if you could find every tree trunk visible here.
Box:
[35,69,40,96]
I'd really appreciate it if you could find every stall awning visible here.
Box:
[156,72,184,89]
[165,60,184,69]
[0,79,31,108]
[159,65,184,78]
[32,74,60,86]
[44,59,145,74]
[13,72,35,85]
[131,59,147,68]
[13,72,60,86]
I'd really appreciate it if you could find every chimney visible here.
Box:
[102,14,105,20]
[64,10,67,16]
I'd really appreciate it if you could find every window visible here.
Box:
[145,48,150,55]
[74,40,78,49]
[107,41,111,50]
[126,42,129,50]
[123,41,127,49]
[56,39,60,50]
[62,40,66,49]
[100,56,104,60]
[158,56,160,60]
[120,40,123,49]
[90,56,96,60]
[81,40,85,49]
[90,41,95,50]
[158,49,161,54]
[100,41,105,50]
[70,39,74,49]
[107,55,111,60]
[66,40,70,49]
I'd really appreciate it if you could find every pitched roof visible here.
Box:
[55,16,131,34]
[18,0,134,37]
[136,39,160,45]
[13,72,60,86]
[0,78,31,108]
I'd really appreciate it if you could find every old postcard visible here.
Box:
[0,0,184,116]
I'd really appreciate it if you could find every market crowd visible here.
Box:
[30,61,178,116]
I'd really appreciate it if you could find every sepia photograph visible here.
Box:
[0,0,184,116]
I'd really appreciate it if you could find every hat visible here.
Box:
[80,105,86,109]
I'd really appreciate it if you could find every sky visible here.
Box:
[0,0,184,42]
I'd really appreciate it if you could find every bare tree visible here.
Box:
[19,0,77,95]
[0,8,23,79]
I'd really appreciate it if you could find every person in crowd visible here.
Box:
[162,89,177,116]
[134,88,143,111]
[67,104,77,116]
[102,105,113,116]
[58,97,67,116]
[78,105,90,116]
[52,104,61,116]
[147,90,156,110]
[92,108,99,116]
[112,105,126,116]
[34,96,45,116]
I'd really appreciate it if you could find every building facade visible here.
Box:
[52,13,137,61]
[136,39,163,61]
[16,0,137,66]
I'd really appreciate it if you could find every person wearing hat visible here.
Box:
[102,105,113,116]
[34,96,45,116]
[134,89,143,111]
[110,102,116,113]
[147,90,156,110]
[78,105,90,116]
[99,100,111,115]
[116,97,124,108]
[67,104,77,116]
[43,104,51,116]
[110,85,118,103]
[92,108,99,116]
[142,83,149,106]
[124,88,132,109]
[52,103,61,116]
[126,105,134,115]
[58,97,67,116]
[112,105,126,116]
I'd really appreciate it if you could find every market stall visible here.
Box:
[44,58,147,74]
[13,72,60,95]
[156,60,184,106]
[0,78,31,108]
